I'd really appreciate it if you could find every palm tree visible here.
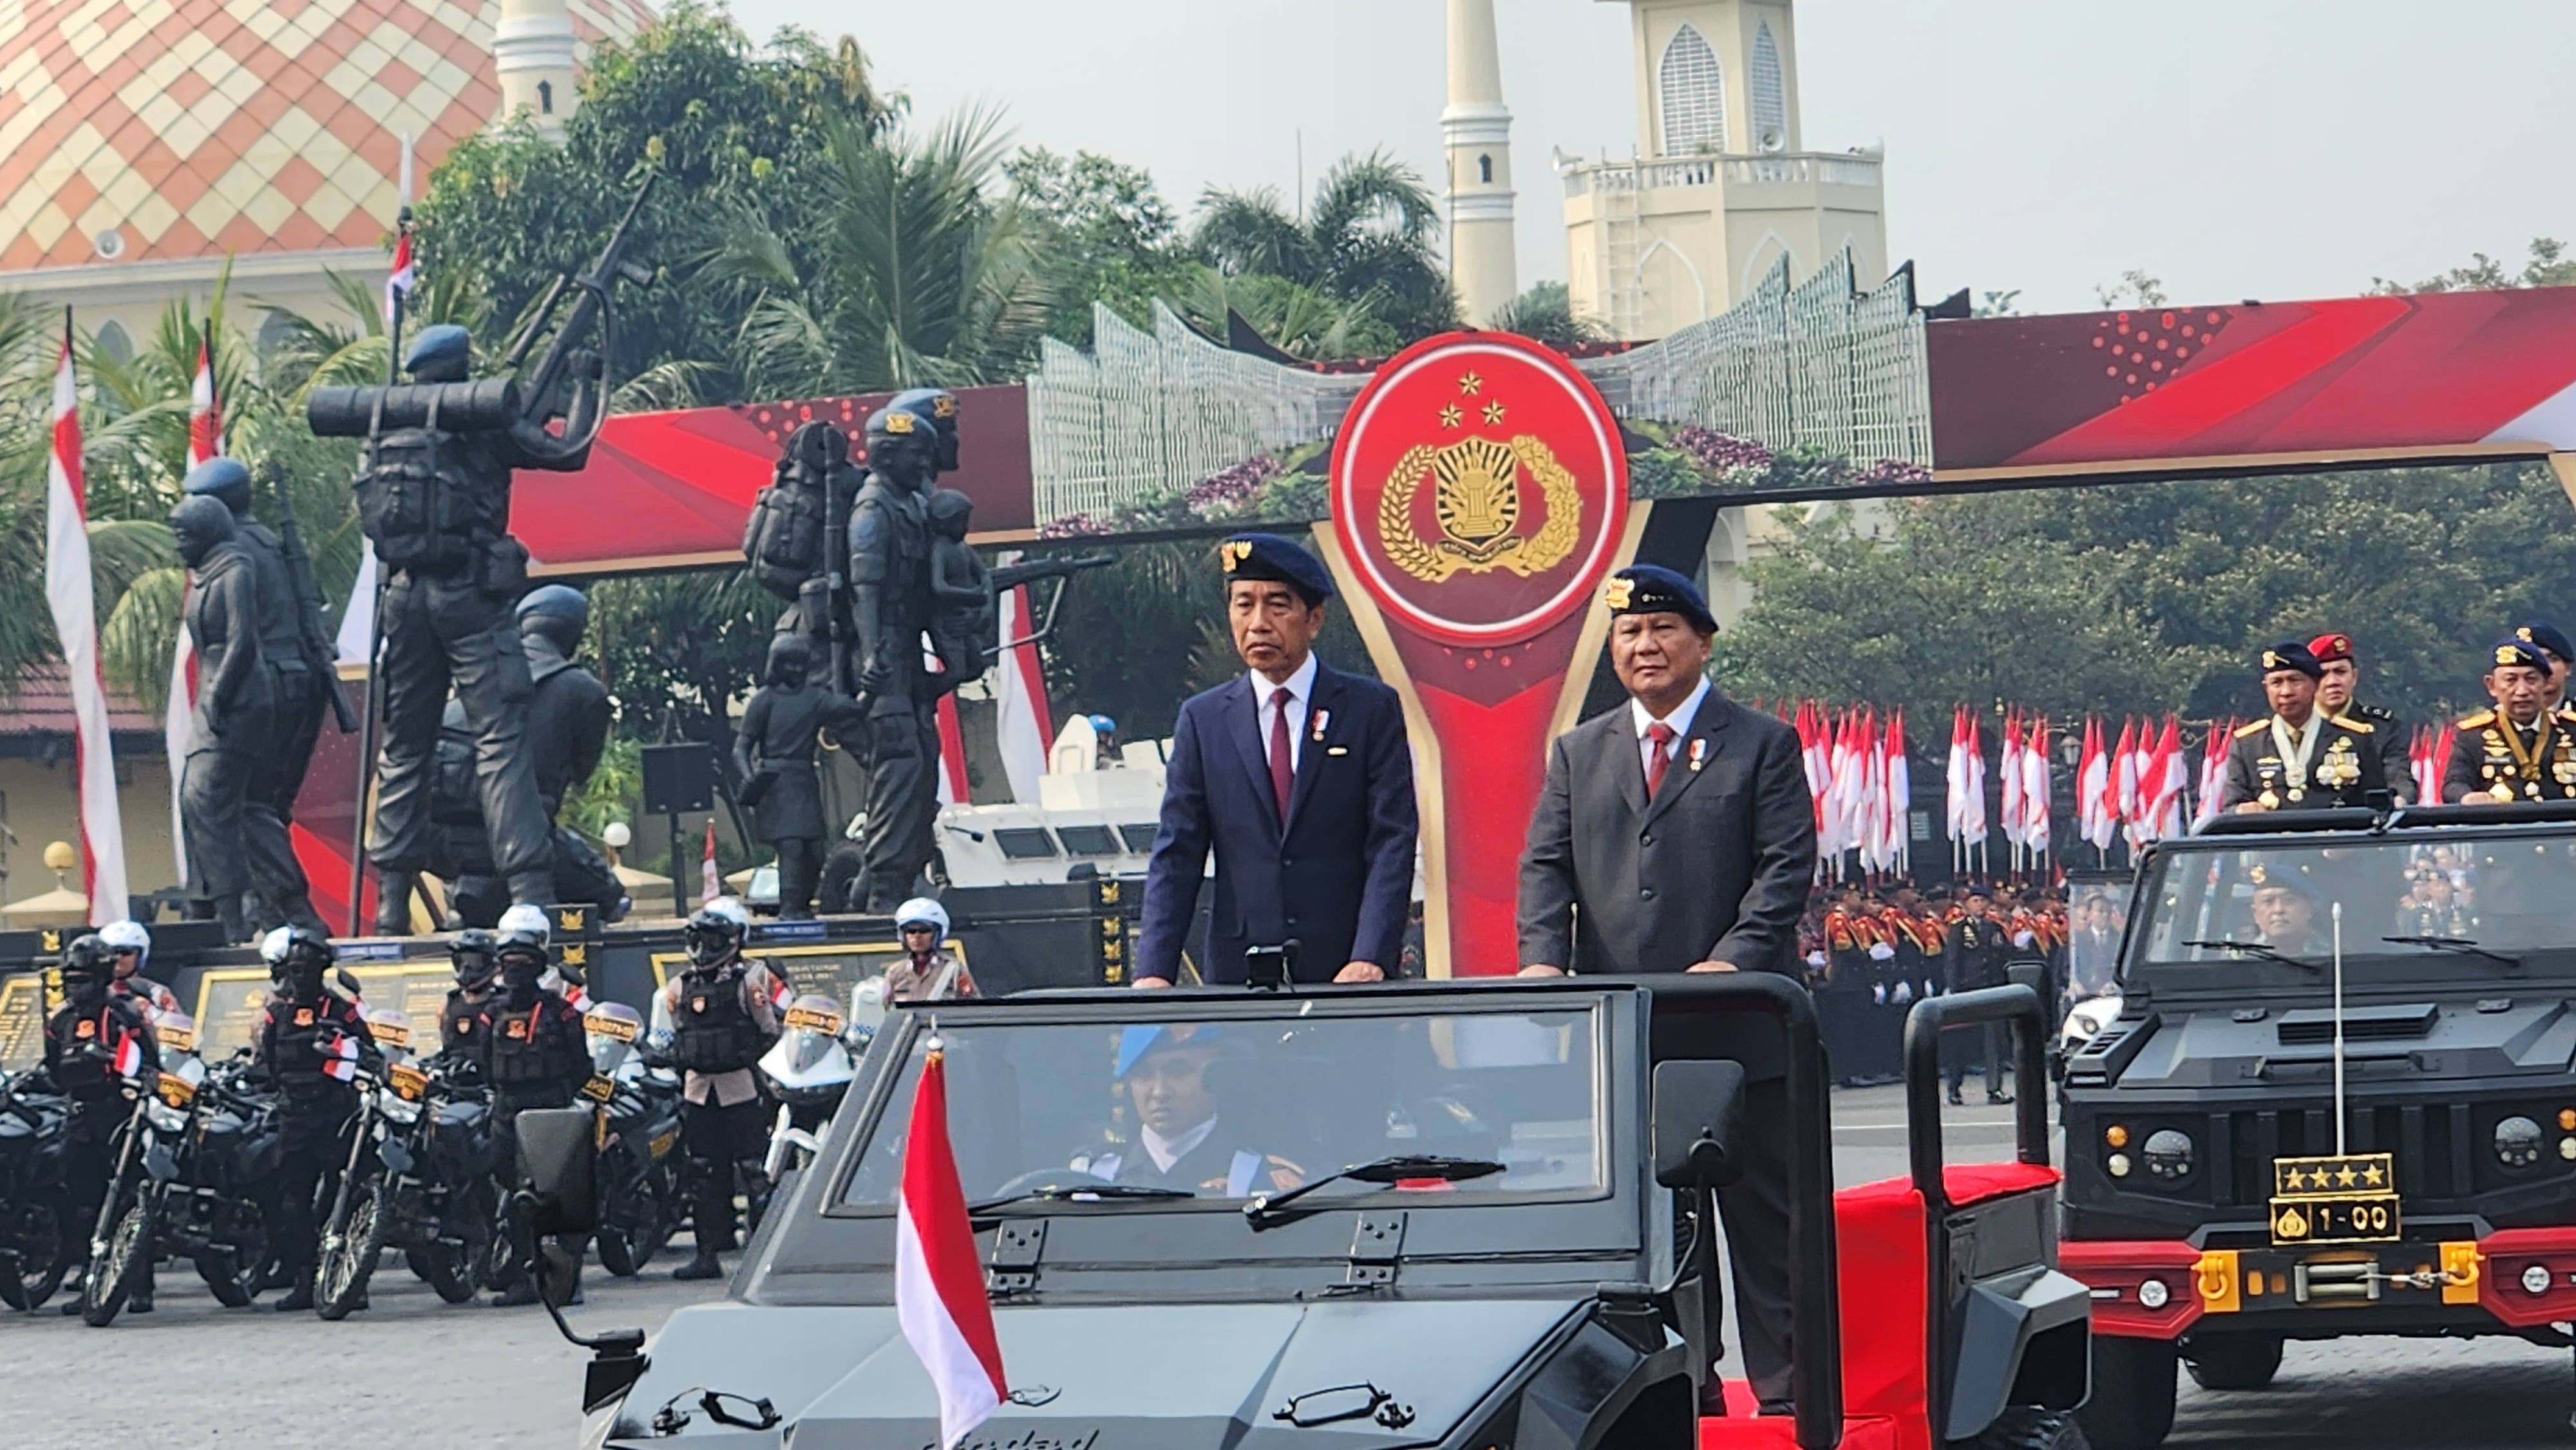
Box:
[1490,281,1607,351]
[710,106,1051,399]
[1193,150,1459,346]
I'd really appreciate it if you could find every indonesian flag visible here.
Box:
[1960,714,1988,846]
[1998,710,2025,849]
[321,1031,361,1082]
[934,693,970,807]
[384,227,415,323]
[1882,710,1910,871]
[1943,707,1967,844]
[2420,723,2453,806]
[1799,702,1829,832]
[2021,716,2052,856]
[110,1022,144,1079]
[1825,710,1859,856]
[187,336,223,470]
[1853,709,1882,870]
[896,1046,1008,1448]
[2078,718,2110,851]
[46,319,128,925]
[700,817,721,905]
[2192,721,2231,831]
[992,560,1052,805]
[2143,717,2187,842]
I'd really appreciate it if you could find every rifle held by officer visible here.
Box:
[265,461,361,733]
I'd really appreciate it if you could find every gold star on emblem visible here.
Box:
[2334,1165,2359,1188]
[1459,372,1484,395]
[2362,1163,2384,1187]
[2285,1169,2307,1191]
[1482,400,1506,426]
[1439,403,1463,429]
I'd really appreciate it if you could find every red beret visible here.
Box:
[2307,633,2354,664]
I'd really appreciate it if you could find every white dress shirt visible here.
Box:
[1629,677,1711,784]
[1249,652,1320,774]
[1139,1114,1219,1174]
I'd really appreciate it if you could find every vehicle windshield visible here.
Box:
[840,1005,1603,1209]
[2132,830,2576,977]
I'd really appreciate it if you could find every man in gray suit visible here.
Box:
[1517,564,1817,1417]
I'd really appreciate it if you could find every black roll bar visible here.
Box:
[1647,972,1841,1450]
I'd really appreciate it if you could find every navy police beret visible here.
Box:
[404,323,470,377]
[864,406,926,442]
[2492,639,2550,673]
[2517,621,2575,665]
[514,584,589,628]
[1602,564,1716,634]
[1218,532,1332,605]
[889,387,960,434]
[2257,641,2322,679]
[180,456,250,504]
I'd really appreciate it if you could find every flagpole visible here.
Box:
[347,207,412,934]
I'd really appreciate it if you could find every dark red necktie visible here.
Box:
[1270,687,1296,822]
[1644,722,1677,798]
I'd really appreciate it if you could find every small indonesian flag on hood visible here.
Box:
[896,1045,1007,1447]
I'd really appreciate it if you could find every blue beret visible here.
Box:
[1218,533,1332,604]
[1602,564,1716,634]
[2257,641,2322,679]
[864,405,928,443]
[513,584,589,628]
[889,387,960,433]
[2517,621,2575,665]
[1115,1022,1222,1078]
[404,323,470,375]
[2492,638,2550,673]
[181,457,250,502]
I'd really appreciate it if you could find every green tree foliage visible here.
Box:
[1719,464,2576,730]
[1488,281,1605,350]
[2374,237,2576,294]
[1007,147,1200,350]
[587,567,779,750]
[1193,151,1461,348]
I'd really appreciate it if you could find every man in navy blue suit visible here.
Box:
[1136,534,1417,987]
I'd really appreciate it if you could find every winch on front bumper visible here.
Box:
[2066,1225,2576,1338]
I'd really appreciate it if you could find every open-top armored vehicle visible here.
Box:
[2061,802,2576,1449]
[546,974,2087,1450]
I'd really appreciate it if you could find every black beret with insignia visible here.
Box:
[2492,638,2550,673]
[2517,621,2576,666]
[1218,532,1332,606]
[1602,564,1717,634]
[2258,641,2322,680]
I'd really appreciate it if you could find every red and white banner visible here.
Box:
[992,565,1052,805]
[2077,718,2113,852]
[1881,710,1910,873]
[46,319,128,925]
[384,227,415,325]
[896,1046,1008,1449]
[699,818,721,905]
[1998,710,2026,851]
[2020,716,2052,857]
[2143,717,2188,842]
[321,1031,361,1082]
[934,693,970,806]
[2192,721,2231,831]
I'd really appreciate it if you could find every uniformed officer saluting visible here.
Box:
[2309,632,2411,804]
[2445,639,2576,803]
[2221,641,2387,811]
[1135,534,1417,987]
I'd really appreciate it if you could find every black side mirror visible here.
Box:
[2006,961,2047,996]
[1652,1060,1747,1190]
[515,1106,598,1235]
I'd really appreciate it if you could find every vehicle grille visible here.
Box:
[2215,1102,2465,1208]
[2275,1003,2439,1045]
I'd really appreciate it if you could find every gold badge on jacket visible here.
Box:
[1380,435,1580,583]
[2318,739,2361,789]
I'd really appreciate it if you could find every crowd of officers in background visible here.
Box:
[1801,880,2074,1105]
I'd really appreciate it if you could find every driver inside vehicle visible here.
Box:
[2248,870,2330,954]
[1072,1024,1308,1197]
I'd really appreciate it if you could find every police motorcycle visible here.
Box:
[583,1001,684,1277]
[310,1008,500,1317]
[757,993,866,1184]
[79,1046,285,1324]
[0,1058,71,1310]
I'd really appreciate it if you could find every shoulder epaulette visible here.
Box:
[2328,714,2373,735]
[2356,702,2396,722]
[2458,710,2497,729]
[2233,720,2269,739]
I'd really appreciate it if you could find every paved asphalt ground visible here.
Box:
[1,1086,2567,1448]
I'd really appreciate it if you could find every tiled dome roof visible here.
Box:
[0,0,654,274]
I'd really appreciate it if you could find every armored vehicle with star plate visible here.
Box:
[2060,802,2576,1450]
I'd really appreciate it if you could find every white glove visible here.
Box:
[2013,930,2037,948]
[1868,942,1896,962]
[1871,983,1887,1004]
[1805,950,1826,968]
[1891,981,1915,1003]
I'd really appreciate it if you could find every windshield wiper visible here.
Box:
[2383,935,2524,971]
[969,1183,1195,1216]
[2184,939,2322,972]
[1244,1154,1507,1231]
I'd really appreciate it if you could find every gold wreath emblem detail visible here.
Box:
[1379,434,1582,583]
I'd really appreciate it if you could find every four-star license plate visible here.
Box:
[2269,1153,2401,1245]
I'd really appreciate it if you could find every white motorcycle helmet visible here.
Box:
[101,919,151,972]
[894,898,949,937]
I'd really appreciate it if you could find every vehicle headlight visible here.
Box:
[2107,1152,2133,1178]
[2067,1012,2101,1040]
[2497,1115,2546,1169]
[2143,1129,2194,1182]
[2136,1277,2172,1309]
[2523,1264,2554,1296]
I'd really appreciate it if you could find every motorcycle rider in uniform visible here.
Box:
[251,927,381,1311]
[655,899,781,1281]
[478,919,594,1306]
[41,936,159,1313]
[100,919,180,1019]
[435,928,502,1067]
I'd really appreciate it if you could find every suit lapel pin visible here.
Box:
[1310,708,1330,742]
[1688,738,1707,773]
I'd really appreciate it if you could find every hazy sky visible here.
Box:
[728,0,2576,314]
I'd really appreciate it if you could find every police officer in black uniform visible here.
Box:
[2446,639,2576,803]
[656,901,781,1280]
[1944,887,2013,1106]
[251,927,381,1311]
[478,920,594,1306]
[362,323,566,932]
[2221,641,2387,811]
[41,935,160,1313]
[434,928,502,1069]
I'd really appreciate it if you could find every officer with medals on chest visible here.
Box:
[2445,639,2576,803]
[2221,641,2387,811]
[2309,632,2412,803]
